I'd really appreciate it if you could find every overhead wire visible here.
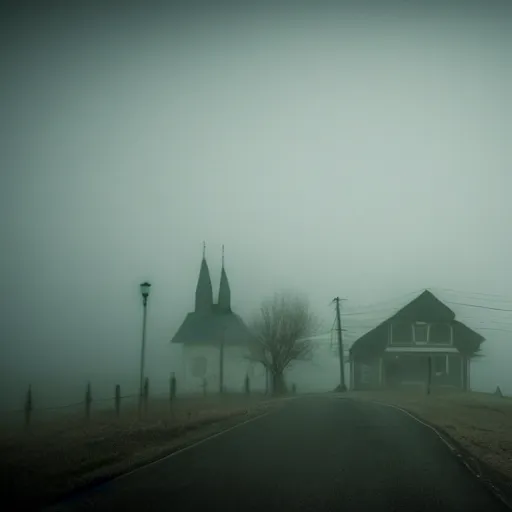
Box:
[331,287,512,345]
[340,288,512,317]
[341,307,402,317]
[341,289,425,311]
[338,291,428,319]
[430,287,512,302]
[473,327,512,333]
[457,316,512,326]
[445,301,512,312]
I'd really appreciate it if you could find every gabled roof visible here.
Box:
[349,290,484,358]
[391,290,455,322]
[171,308,254,346]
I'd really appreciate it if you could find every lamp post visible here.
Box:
[139,282,151,400]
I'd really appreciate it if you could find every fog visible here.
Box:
[1,1,511,410]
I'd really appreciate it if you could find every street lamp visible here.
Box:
[139,281,151,399]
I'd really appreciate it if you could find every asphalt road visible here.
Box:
[48,397,508,511]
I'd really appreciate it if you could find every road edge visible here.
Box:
[44,398,292,510]
[362,398,512,510]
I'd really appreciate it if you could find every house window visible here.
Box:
[391,322,452,345]
[413,323,428,344]
[429,323,452,345]
[391,323,412,344]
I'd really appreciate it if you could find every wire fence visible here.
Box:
[0,372,270,432]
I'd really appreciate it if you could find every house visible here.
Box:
[171,247,264,393]
[349,290,485,391]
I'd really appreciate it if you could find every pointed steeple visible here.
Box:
[218,245,231,312]
[195,242,213,313]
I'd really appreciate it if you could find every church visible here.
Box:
[171,246,266,393]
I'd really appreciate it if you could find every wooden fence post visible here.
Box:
[143,377,149,414]
[85,382,92,421]
[202,377,207,397]
[169,373,176,416]
[426,356,432,396]
[170,372,177,401]
[292,383,297,395]
[115,384,121,417]
[244,374,250,395]
[24,384,32,428]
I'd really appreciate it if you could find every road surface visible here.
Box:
[48,396,508,511]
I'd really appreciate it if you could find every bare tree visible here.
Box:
[249,293,319,395]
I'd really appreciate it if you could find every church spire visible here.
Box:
[218,244,231,312]
[195,242,213,313]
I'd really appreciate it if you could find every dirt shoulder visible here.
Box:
[0,395,283,510]
[346,390,512,506]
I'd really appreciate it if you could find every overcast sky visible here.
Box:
[1,1,511,407]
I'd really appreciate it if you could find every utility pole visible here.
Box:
[334,297,347,392]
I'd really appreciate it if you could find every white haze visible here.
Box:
[1,2,511,409]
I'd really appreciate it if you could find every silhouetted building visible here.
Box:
[171,246,263,392]
[349,290,484,391]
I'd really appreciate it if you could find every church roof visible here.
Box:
[171,308,254,346]
[195,257,213,312]
[218,266,231,312]
[171,246,252,346]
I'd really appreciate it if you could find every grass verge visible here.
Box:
[0,395,281,510]
[346,389,512,507]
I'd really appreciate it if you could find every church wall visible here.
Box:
[181,344,266,394]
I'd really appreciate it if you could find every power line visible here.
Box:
[341,299,512,317]
[345,314,512,327]
[474,327,512,333]
[345,314,512,326]
[341,307,401,317]
[336,290,512,340]
[333,297,347,392]
[299,331,334,341]
[431,287,512,302]
[343,325,380,329]
[458,316,512,326]
[341,288,512,317]
[445,301,512,312]
[342,289,426,312]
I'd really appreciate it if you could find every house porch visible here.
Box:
[352,350,469,391]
